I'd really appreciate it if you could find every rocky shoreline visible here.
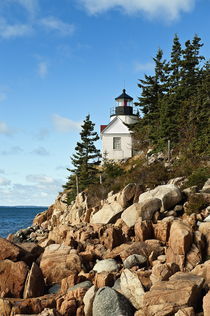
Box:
[1,178,210,315]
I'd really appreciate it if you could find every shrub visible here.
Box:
[187,167,210,189]
[185,193,207,215]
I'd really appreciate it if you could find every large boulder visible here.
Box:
[57,282,91,314]
[91,202,123,224]
[0,237,25,261]
[166,220,192,270]
[23,262,45,298]
[15,308,59,316]
[199,222,210,256]
[142,272,204,315]
[106,241,163,262]
[120,269,145,309]
[150,262,179,285]
[33,205,54,226]
[92,287,135,316]
[0,259,28,298]
[121,199,161,227]
[83,285,97,316]
[93,259,119,273]
[139,184,182,211]
[201,179,210,193]
[40,244,82,285]
[191,260,210,289]
[100,226,124,250]
[203,290,210,316]
[174,307,195,316]
[123,254,147,269]
[0,294,57,315]
[94,271,116,288]
[134,218,153,241]
[117,183,137,208]
[185,244,202,271]
[153,217,173,243]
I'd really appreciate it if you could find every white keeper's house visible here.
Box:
[100,89,139,160]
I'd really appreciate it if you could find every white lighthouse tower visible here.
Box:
[100,89,139,160]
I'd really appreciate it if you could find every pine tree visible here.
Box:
[63,115,101,203]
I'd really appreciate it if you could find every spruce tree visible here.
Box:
[169,34,182,90]
[63,115,101,203]
[133,34,209,155]
[158,35,183,145]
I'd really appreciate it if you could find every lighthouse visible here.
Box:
[101,89,139,160]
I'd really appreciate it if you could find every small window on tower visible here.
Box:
[113,137,121,150]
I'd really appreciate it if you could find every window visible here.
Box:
[113,137,121,150]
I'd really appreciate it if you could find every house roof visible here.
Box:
[100,125,108,132]
[101,116,131,135]
[115,89,133,101]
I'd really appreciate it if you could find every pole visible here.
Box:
[168,139,171,163]
[76,175,79,195]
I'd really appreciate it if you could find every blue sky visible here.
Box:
[0,0,209,205]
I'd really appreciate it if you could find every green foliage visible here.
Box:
[187,168,210,189]
[63,115,101,204]
[102,160,124,180]
[133,34,210,156]
[185,194,206,215]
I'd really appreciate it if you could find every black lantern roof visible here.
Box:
[115,89,133,101]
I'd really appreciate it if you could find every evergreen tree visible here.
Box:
[181,35,204,97]
[133,34,209,155]
[136,49,169,143]
[169,34,182,90]
[63,115,101,203]
[157,35,183,145]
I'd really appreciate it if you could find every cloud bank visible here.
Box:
[52,114,81,133]
[0,18,33,39]
[0,176,63,206]
[79,0,195,20]
[0,177,11,186]
[0,2,75,39]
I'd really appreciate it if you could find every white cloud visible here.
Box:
[0,177,11,186]
[0,18,33,39]
[78,0,195,20]
[0,179,62,206]
[52,114,81,133]
[134,61,154,72]
[40,17,75,36]
[31,146,50,156]
[37,61,48,78]
[14,0,38,16]
[0,121,15,136]
[26,174,56,185]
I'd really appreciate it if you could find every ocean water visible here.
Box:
[0,206,47,238]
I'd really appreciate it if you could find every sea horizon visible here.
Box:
[0,206,48,238]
